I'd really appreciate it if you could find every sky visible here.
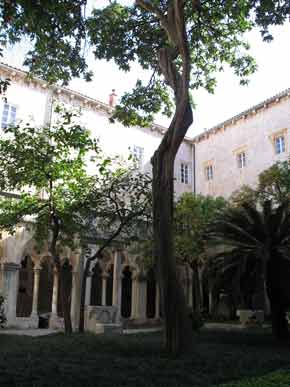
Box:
[2,7,290,138]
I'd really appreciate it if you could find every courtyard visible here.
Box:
[0,329,290,386]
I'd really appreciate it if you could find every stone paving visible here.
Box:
[0,328,58,336]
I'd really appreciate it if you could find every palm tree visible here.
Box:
[207,200,290,340]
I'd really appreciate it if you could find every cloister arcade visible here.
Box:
[0,227,193,331]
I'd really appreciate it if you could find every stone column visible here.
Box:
[85,270,92,307]
[155,284,160,319]
[51,267,59,316]
[31,263,41,316]
[70,270,78,329]
[0,262,3,292]
[112,250,122,321]
[101,273,108,306]
[130,271,138,319]
[2,262,21,326]
[188,278,193,308]
[137,276,147,321]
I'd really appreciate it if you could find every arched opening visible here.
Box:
[121,266,132,318]
[38,257,53,315]
[146,267,156,318]
[58,260,72,317]
[16,256,34,317]
[106,264,113,306]
[90,262,102,306]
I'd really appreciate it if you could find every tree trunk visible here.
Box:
[79,258,89,333]
[60,262,72,333]
[192,263,201,314]
[152,103,193,355]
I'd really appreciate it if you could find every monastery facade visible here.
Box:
[0,62,289,331]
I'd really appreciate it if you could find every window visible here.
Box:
[237,151,246,168]
[180,163,190,184]
[275,135,285,154]
[205,165,213,181]
[1,103,17,129]
[132,145,144,168]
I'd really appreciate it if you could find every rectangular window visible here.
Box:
[237,151,246,168]
[205,165,213,181]
[1,103,17,129]
[132,145,144,168]
[180,163,190,184]
[275,135,285,154]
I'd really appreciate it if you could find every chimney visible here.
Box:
[109,89,117,107]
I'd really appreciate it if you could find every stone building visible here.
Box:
[0,63,193,331]
[193,87,290,198]
[0,61,289,331]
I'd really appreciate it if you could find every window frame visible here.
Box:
[1,102,17,129]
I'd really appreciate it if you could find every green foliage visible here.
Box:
[258,160,290,204]
[0,105,152,255]
[0,293,6,328]
[0,106,99,250]
[230,185,258,207]
[0,0,91,85]
[1,1,288,123]
[230,160,290,208]
[174,193,227,266]
[219,370,290,387]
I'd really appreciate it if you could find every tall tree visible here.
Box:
[175,193,226,314]
[0,0,289,353]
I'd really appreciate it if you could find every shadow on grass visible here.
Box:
[0,330,290,386]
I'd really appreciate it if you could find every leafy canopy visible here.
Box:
[1,1,289,127]
[174,193,227,266]
[0,104,152,253]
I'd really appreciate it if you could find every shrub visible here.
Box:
[189,309,204,331]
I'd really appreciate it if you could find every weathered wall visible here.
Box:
[194,95,290,198]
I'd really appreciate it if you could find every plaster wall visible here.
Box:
[195,96,290,198]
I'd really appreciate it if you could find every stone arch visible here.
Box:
[16,255,34,317]
[121,265,132,318]
[146,267,156,319]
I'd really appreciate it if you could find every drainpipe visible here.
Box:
[191,142,196,194]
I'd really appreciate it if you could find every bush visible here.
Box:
[189,309,204,331]
[0,293,6,328]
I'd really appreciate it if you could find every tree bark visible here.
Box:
[192,263,201,314]
[79,258,89,333]
[60,262,72,333]
[152,100,193,355]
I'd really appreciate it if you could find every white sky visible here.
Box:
[2,10,290,138]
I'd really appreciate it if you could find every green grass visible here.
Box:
[0,329,290,386]
[220,370,290,386]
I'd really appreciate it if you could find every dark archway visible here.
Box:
[38,258,53,314]
[121,266,132,318]
[106,264,113,306]
[91,262,102,306]
[146,268,156,318]
[16,256,34,317]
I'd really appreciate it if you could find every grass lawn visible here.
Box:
[0,329,290,386]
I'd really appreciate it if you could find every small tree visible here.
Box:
[0,107,99,332]
[175,193,227,316]
[78,165,152,332]
[208,200,290,340]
